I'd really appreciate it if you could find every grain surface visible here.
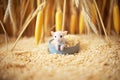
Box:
[0,34,120,80]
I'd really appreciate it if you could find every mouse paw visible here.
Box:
[60,46,64,51]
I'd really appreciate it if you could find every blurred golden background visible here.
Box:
[0,0,120,38]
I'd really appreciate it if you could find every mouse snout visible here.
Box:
[57,39,60,42]
[57,38,61,42]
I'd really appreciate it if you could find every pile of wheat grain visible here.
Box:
[0,34,120,80]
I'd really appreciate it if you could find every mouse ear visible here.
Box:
[63,31,68,36]
[51,31,54,36]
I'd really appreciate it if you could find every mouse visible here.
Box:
[51,31,68,51]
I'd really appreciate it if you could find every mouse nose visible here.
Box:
[57,39,61,42]
[58,39,60,42]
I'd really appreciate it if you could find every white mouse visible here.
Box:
[51,31,68,51]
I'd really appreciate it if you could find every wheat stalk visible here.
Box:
[82,1,98,35]
[11,1,46,51]
[20,0,30,28]
[9,0,17,37]
[3,6,9,23]
[75,0,79,8]
[3,0,16,37]
[0,20,8,51]
[113,0,120,34]
[101,0,107,18]
[62,0,66,31]
[106,0,114,35]
[93,0,110,45]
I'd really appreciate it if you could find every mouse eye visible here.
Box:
[60,35,62,38]
[55,36,56,38]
